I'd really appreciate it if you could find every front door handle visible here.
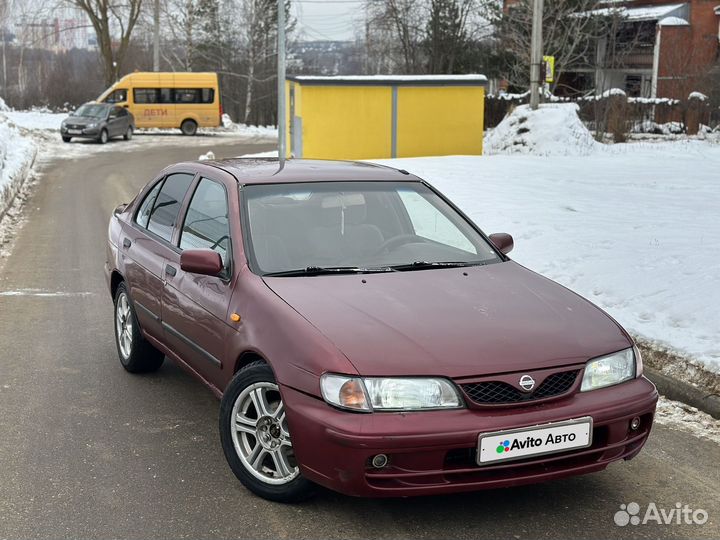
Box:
[122,238,131,249]
[165,264,177,277]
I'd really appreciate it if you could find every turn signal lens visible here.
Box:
[320,374,370,411]
[339,379,367,409]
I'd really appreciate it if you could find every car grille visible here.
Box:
[66,124,83,130]
[461,370,579,405]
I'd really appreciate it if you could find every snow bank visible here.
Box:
[370,143,720,373]
[221,114,277,138]
[0,96,9,112]
[0,116,37,218]
[484,103,601,156]
[4,110,64,131]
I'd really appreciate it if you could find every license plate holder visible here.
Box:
[477,416,593,466]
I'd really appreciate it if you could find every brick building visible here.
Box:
[505,0,720,99]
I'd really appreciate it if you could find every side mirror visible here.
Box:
[181,249,223,276]
[489,233,514,255]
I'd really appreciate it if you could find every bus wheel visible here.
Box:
[181,120,198,136]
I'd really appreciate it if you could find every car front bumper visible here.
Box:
[282,376,658,497]
[62,126,101,138]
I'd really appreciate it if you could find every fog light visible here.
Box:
[630,417,641,431]
[371,454,388,468]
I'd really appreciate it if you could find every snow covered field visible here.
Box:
[373,142,720,373]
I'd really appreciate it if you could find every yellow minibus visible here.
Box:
[97,72,222,135]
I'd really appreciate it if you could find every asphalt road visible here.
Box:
[0,138,717,540]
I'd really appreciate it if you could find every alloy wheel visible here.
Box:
[115,292,133,359]
[230,382,299,485]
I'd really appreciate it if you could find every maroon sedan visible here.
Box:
[105,158,657,502]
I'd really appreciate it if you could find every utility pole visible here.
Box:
[153,0,160,71]
[277,0,286,164]
[529,0,543,110]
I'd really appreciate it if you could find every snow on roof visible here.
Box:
[578,3,686,21]
[658,15,689,25]
[688,91,708,101]
[287,74,488,86]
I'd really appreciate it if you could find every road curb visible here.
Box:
[0,145,38,223]
[645,367,720,419]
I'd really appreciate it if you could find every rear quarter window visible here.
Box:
[145,173,195,242]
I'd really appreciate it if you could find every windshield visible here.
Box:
[243,181,501,275]
[74,104,108,118]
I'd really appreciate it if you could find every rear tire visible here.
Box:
[219,362,316,503]
[113,282,164,373]
[180,119,198,136]
[123,126,133,141]
[98,129,109,144]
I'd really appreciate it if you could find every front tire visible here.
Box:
[113,283,164,373]
[180,119,198,136]
[219,362,315,502]
[62,136,71,143]
[98,129,109,144]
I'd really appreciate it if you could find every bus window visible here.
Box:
[174,89,199,103]
[160,88,173,103]
[201,89,215,103]
[104,89,127,104]
[134,88,159,104]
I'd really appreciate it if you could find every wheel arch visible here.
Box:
[234,351,270,374]
[110,270,124,299]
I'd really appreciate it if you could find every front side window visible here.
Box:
[146,173,195,242]
[180,179,230,266]
[243,181,500,274]
[105,89,127,103]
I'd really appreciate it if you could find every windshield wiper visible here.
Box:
[264,266,395,277]
[388,260,486,271]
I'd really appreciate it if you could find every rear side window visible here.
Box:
[180,179,230,266]
[135,181,163,228]
[146,173,195,242]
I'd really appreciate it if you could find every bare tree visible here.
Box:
[365,0,426,73]
[493,0,605,92]
[68,0,144,86]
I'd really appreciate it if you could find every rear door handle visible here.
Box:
[122,238,131,249]
[165,264,177,277]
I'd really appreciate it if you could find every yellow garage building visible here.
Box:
[285,75,487,160]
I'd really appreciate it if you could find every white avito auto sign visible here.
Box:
[477,417,593,465]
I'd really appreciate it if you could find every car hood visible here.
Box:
[65,116,101,126]
[263,261,631,378]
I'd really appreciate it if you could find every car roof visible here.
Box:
[180,158,423,185]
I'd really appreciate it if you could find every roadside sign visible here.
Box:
[543,55,555,83]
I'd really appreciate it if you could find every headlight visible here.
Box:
[320,374,463,412]
[580,348,636,391]
[87,123,97,129]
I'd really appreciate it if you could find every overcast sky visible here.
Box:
[292,0,365,41]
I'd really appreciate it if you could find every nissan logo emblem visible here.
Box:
[519,375,535,392]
